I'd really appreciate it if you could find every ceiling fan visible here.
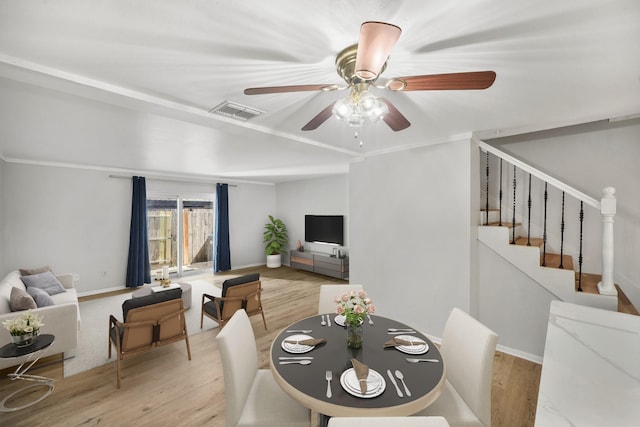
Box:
[244,21,496,132]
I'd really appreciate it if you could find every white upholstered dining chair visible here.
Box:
[328,416,450,426]
[216,309,310,427]
[317,284,364,314]
[413,307,498,427]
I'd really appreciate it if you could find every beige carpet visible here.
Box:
[64,279,221,377]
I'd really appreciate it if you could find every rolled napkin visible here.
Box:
[284,338,326,346]
[351,358,369,394]
[383,337,426,348]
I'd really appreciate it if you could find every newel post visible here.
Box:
[597,187,618,296]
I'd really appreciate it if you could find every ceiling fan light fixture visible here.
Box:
[245,21,495,133]
[332,89,389,127]
[358,90,389,121]
[333,96,355,120]
[355,21,401,81]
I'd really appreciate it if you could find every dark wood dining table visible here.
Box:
[270,314,446,418]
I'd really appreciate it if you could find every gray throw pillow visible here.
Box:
[20,271,67,296]
[9,287,37,311]
[19,265,52,276]
[26,286,55,307]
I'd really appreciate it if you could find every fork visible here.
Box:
[406,358,440,363]
[325,370,333,398]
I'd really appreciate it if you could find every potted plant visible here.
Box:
[263,215,288,268]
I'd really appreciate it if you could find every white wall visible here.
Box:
[276,175,349,258]
[2,163,274,293]
[4,163,130,293]
[478,241,557,361]
[349,139,474,338]
[228,182,275,268]
[0,158,5,274]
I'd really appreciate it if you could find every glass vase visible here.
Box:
[11,329,38,347]
[346,323,364,349]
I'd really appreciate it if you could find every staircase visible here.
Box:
[478,215,620,311]
[476,140,639,316]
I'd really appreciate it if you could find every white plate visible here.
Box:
[334,314,364,327]
[281,334,315,354]
[340,368,386,398]
[393,335,429,355]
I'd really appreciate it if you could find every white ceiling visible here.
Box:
[0,0,638,183]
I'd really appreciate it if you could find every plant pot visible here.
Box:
[266,254,282,268]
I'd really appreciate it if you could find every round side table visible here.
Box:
[0,333,55,412]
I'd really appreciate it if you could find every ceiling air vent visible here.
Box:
[210,101,264,121]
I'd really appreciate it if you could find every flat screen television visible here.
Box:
[305,215,344,246]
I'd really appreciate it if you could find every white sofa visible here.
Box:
[0,270,80,370]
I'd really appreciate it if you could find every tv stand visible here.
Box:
[290,250,349,280]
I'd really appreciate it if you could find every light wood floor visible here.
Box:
[0,266,541,426]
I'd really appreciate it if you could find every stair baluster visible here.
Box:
[542,182,548,266]
[477,140,621,310]
[578,201,584,291]
[499,159,503,226]
[559,191,565,269]
[511,165,517,244]
[485,151,489,226]
[527,173,532,246]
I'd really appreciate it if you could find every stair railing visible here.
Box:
[476,136,617,295]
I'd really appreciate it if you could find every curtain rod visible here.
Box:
[109,174,238,187]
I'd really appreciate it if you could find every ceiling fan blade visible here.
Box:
[380,98,410,131]
[244,84,340,95]
[301,102,336,131]
[388,71,496,91]
[355,21,402,80]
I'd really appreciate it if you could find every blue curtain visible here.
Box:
[214,183,231,272]
[125,176,151,287]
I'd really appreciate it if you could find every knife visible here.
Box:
[386,369,403,397]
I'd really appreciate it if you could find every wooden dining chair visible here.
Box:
[216,309,310,427]
[317,284,364,314]
[200,273,267,330]
[413,308,498,427]
[328,416,450,426]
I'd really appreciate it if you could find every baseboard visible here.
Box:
[420,331,543,365]
[228,262,265,270]
[496,343,543,364]
[78,286,128,298]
